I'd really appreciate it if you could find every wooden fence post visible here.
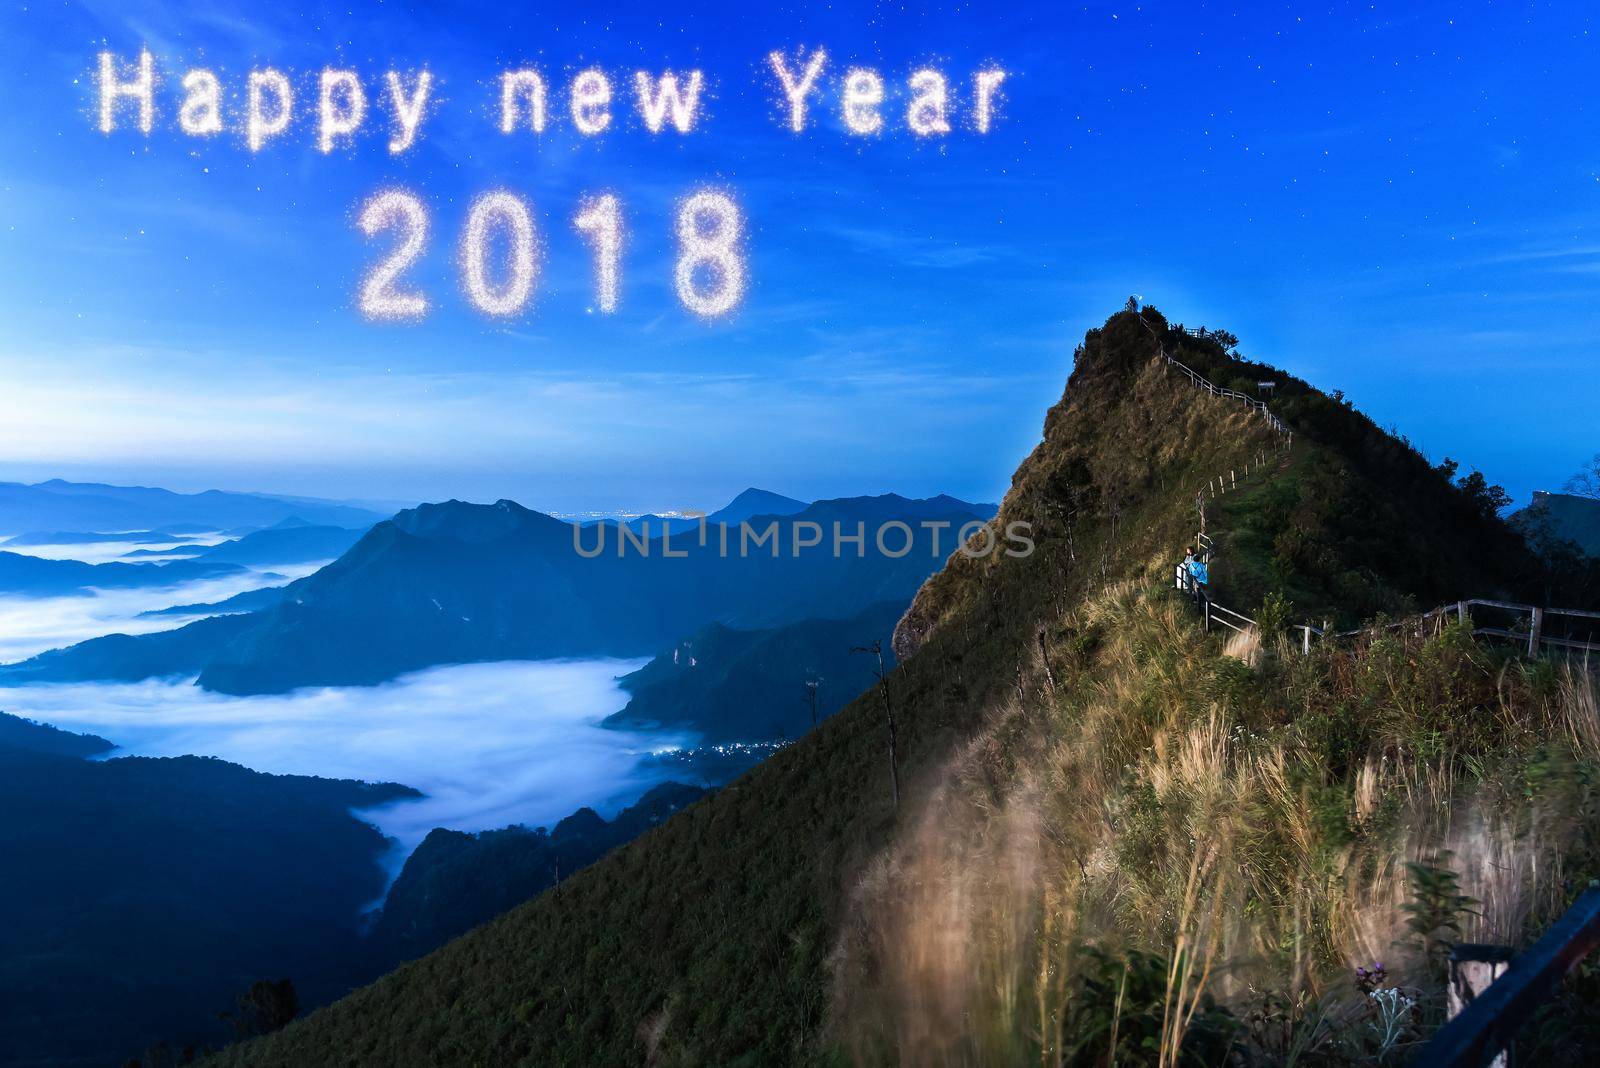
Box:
[1447,944,1513,1068]
[1457,601,1469,627]
[1422,887,1600,1066]
[1301,625,1311,655]
[1529,607,1544,657]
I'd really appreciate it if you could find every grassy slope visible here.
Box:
[834,582,1600,1064]
[213,308,1548,1067]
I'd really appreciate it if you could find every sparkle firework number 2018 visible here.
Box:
[91,47,1008,323]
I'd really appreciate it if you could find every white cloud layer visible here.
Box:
[0,532,230,564]
[0,658,685,861]
[0,564,316,662]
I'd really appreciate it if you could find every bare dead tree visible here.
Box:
[851,639,898,809]
[803,675,822,729]
[1566,453,1600,500]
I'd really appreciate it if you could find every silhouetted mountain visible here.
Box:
[0,479,386,536]
[3,529,201,547]
[139,584,288,619]
[0,711,113,758]
[603,489,992,536]
[0,727,416,1068]
[120,544,207,558]
[706,487,810,524]
[1,494,989,693]
[0,551,268,597]
[171,523,367,567]
[605,600,905,743]
[590,486,812,534]
[371,783,706,965]
[1516,491,1600,556]
[0,613,256,684]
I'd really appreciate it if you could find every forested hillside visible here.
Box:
[0,715,415,1068]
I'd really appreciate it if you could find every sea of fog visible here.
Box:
[0,659,688,862]
[0,562,324,662]
[0,532,233,564]
[0,539,695,885]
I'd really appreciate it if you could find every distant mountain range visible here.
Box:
[3,529,203,547]
[591,487,812,534]
[0,479,389,536]
[0,713,112,759]
[0,708,716,1066]
[0,552,272,597]
[0,613,259,684]
[139,584,288,619]
[0,491,995,694]
[121,520,369,567]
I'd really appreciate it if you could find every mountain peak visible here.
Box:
[388,498,556,544]
[1517,489,1600,556]
[707,487,809,524]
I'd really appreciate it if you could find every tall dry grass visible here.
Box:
[829,580,1600,1065]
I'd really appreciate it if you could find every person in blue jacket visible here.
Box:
[1188,554,1209,592]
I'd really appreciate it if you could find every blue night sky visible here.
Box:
[0,0,1594,513]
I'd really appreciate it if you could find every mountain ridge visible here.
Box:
[0,493,989,692]
[0,551,268,597]
[0,479,387,534]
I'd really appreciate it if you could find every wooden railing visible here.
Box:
[1138,314,1294,442]
[1159,349,1293,440]
[1327,599,1600,657]
[1186,581,1600,658]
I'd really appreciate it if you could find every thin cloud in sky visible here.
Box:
[0,340,1052,507]
[1,0,1595,508]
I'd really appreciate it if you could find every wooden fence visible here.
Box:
[1159,348,1294,440]
[1328,599,1600,655]
[1184,578,1600,659]
[1139,313,1295,442]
